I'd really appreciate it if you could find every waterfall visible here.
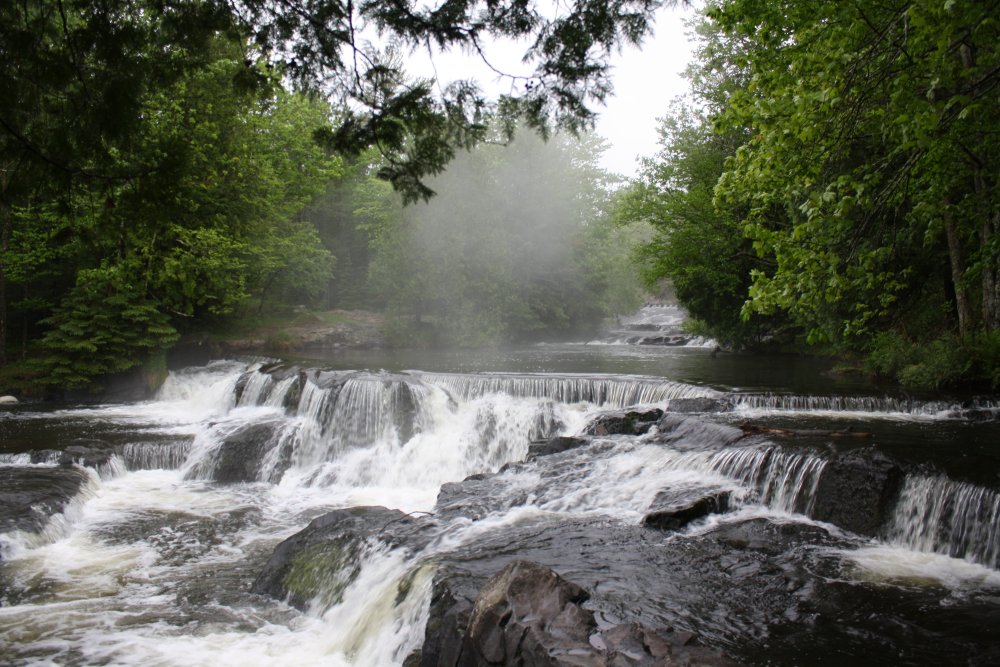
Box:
[420,372,719,406]
[658,445,828,516]
[4,358,1000,666]
[886,475,1000,569]
[732,393,1000,420]
[118,440,193,470]
[182,368,587,489]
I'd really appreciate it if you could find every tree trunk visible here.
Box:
[944,213,974,335]
[0,172,10,363]
[982,208,1000,332]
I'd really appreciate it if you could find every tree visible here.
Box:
[0,0,681,378]
[615,16,779,347]
[710,0,1000,345]
[1,0,675,205]
[15,35,340,388]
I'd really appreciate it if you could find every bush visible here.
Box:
[867,330,998,390]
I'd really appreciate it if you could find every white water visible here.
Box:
[731,393,1000,421]
[2,361,999,664]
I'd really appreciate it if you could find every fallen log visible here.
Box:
[738,420,873,439]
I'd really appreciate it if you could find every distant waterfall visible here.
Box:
[732,393,1000,419]
[420,372,719,406]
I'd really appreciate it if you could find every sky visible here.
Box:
[593,4,697,177]
[406,3,699,179]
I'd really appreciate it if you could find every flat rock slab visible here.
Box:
[643,490,732,531]
[527,436,590,460]
[586,409,664,436]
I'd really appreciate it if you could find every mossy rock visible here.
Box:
[251,506,434,612]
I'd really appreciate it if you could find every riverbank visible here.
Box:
[177,308,388,357]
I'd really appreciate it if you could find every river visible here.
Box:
[1,307,999,665]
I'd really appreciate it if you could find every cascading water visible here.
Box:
[886,475,1000,569]
[732,392,1000,420]
[420,371,720,406]
[1,356,999,666]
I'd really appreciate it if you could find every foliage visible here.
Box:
[0,0,673,204]
[622,1,1000,386]
[2,31,338,386]
[2,0,676,387]
[34,265,179,389]
[867,331,1000,391]
[614,19,781,348]
[710,0,1000,345]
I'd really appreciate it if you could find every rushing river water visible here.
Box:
[2,308,1000,666]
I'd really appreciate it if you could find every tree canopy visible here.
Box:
[0,0,670,389]
[617,0,1000,388]
[1,0,673,203]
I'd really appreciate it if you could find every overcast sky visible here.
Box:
[594,3,697,177]
[406,4,698,179]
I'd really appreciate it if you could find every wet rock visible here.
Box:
[666,397,730,414]
[625,335,694,346]
[251,506,432,611]
[420,559,742,667]
[59,445,116,471]
[28,444,116,473]
[391,380,422,444]
[653,414,745,450]
[0,465,92,537]
[209,420,292,484]
[643,490,731,531]
[587,409,664,436]
[809,448,904,537]
[598,623,741,666]
[527,436,590,459]
[436,472,530,522]
[459,560,599,666]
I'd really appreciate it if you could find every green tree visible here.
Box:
[17,36,339,388]
[711,0,1000,346]
[615,17,779,347]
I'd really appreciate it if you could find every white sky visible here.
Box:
[594,4,696,176]
[405,3,698,178]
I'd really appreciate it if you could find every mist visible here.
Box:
[368,129,643,346]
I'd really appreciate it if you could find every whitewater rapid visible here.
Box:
[2,360,999,666]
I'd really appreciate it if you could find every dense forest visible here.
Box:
[2,0,998,392]
[0,0,650,391]
[616,0,1000,390]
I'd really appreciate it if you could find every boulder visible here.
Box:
[809,448,904,537]
[526,436,590,460]
[0,465,92,538]
[586,409,664,436]
[459,560,599,666]
[0,395,18,405]
[421,559,743,667]
[204,420,292,484]
[643,490,731,531]
[251,506,432,611]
